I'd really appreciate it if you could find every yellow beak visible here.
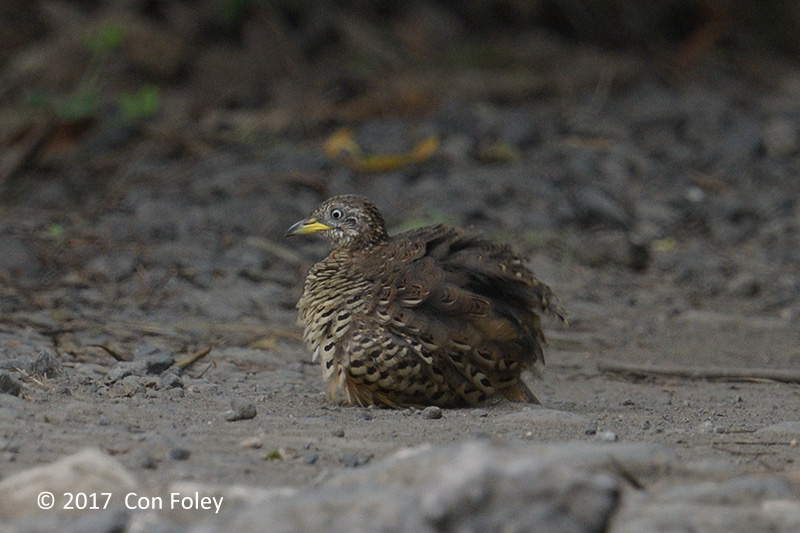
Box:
[285,218,331,237]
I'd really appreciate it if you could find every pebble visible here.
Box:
[303,453,319,465]
[727,272,761,298]
[240,437,263,449]
[0,372,22,396]
[473,409,489,418]
[131,449,158,470]
[339,453,372,468]
[160,373,183,389]
[422,406,443,420]
[166,387,184,399]
[169,447,191,461]
[32,351,62,377]
[109,376,145,398]
[224,397,257,421]
[597,431,618,442]
[332,428,345,438]
[585,420,598,435]
[105,365,133,383]
[144,353,175,375]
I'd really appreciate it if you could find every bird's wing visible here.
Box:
[355,227,550,404]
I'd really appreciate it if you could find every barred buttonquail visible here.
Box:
[286,195,565,408]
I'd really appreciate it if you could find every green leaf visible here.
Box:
[118,85,161,124]
[47,223,65,237]
[85,23,124,55]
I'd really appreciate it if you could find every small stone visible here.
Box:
[332,428,345,438]
[109,376,144,398]
[597,431,617,442]
[339,453,372,468]
[106,365,133,383]
[145,353,175,375]
[160,373,183,389]
[640,420,651,430]
[303,453,319,465]
[240,437,263,449]
[621,398,635,406]
[32,351,61,377]
[700,420,715,433]
[131,449,157,470]
[0,372,22,396]
[421,406,443,420]
[727,272,761,298]
[358,411,373,421]
[224,397,257,421]
[585,420,598,435]
[473,409,489,418]
[167,387,184,399]
[169,447,191,461]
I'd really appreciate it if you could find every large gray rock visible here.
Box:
[194,441,671,533]
[0,448,138,520]
[612,476,800,533]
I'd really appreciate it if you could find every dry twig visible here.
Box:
[175,347,212,370]
[598,360,800,384]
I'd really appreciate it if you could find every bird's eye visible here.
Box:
[330,208,343,220]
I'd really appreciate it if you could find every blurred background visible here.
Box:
[1,0,800,316]
[3,0,800,204]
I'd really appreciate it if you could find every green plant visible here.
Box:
[27,22,160,126]
[83,23,124,55]
[118,85,161,124]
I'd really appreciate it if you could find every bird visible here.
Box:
[285,195,565,408]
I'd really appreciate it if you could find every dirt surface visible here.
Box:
[1,5,800,529]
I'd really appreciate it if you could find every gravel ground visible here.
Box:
[1,25,800,532]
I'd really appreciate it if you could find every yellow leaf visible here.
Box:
[324,128,439,172]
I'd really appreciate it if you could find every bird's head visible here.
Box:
[285,195,389,250]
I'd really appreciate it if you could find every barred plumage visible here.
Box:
[286,195,565,408]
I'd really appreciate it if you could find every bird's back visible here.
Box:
[315,223,565,407]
